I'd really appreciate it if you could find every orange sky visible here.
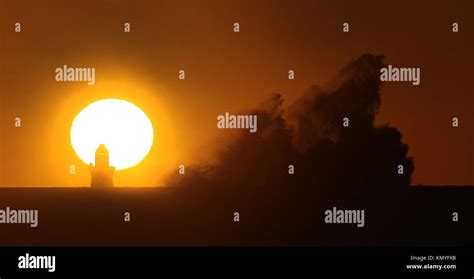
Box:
[0,0,472,186]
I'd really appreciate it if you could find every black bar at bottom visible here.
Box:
[0,247,471,277]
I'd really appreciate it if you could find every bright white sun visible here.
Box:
[70,99,154,171]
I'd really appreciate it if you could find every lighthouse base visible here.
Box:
[90,165,115,188]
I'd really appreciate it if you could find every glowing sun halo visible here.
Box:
[70,99,154,171]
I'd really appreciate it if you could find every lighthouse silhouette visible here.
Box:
[89,144,115,187]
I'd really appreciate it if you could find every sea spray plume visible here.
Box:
[167,54,414,193]
[288,54,385,151]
